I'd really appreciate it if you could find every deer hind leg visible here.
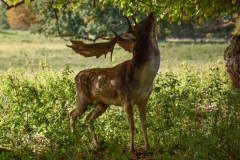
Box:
[137,101,150,151]
[124,103,134,151]
[86,103,109,145]
[69,100,89,132]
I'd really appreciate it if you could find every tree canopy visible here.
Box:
[1,0,239,21]
[1,0,239,40]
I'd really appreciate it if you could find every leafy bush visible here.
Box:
[149,61,240,159]
[0,60,239,159]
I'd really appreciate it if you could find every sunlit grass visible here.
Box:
[0,30,229,72]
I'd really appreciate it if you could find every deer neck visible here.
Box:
[132,34,160,72]
[124,33,160,89]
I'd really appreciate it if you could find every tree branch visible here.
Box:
[1,0,35,10]
[53,7,68,41]
[0,0,9,7]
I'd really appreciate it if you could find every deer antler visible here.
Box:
[132,17,137,26]
[123,16,133,32]
[66,30,119,60]
[100,16,135,53]
[102,32,135,53]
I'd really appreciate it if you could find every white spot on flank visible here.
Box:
[110,80,115,86]
[96,83,99,89]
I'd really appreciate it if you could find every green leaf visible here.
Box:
[120,1,125,8]
[171,14,178,21]
[160,14,165,19]
[204,14,208,21]
[25,0,31,4]
[198,17,203,23]
[178,21,181,25]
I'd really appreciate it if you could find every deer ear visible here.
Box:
[117,33,135,53]
[66,30,119,60]
[103,33,135,53]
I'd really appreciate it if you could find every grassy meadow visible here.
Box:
[0,29,228,72]
[1,30,240,159]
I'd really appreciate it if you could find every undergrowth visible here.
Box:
[0,60,239,159]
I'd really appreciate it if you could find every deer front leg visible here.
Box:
[124,103,134,152]
[137,102,150,151]
[86,103,109,145]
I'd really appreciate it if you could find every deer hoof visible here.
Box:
[144,149,152,156]
[130,148,135,153]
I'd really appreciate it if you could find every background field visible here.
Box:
[0,30,229,72]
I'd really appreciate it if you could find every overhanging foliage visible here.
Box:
[1,0,240,22]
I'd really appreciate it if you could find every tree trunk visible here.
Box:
[224,35,240,88]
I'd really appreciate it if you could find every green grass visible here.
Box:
[0,30,131,72]
[0,30,229,72]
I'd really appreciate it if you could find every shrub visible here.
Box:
[0,60,239,159]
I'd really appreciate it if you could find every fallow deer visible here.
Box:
[67,12,160,152]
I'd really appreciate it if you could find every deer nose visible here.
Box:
[149,12,157,18]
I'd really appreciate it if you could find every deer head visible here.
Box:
[123,14,157,40]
